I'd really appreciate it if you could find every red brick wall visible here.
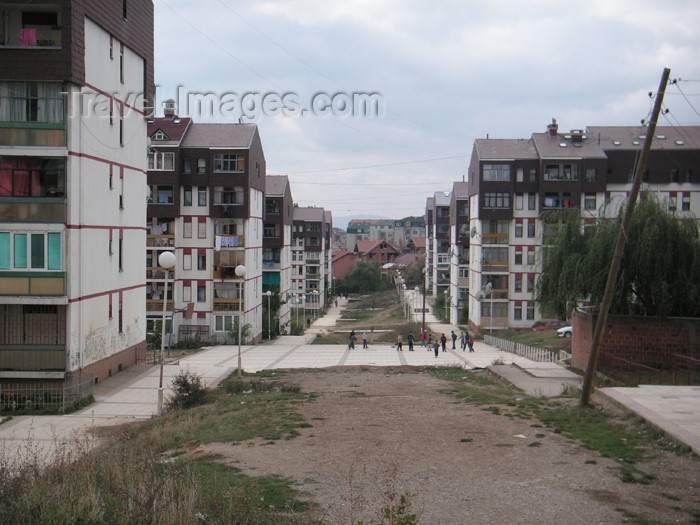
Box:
[572,312,700,369]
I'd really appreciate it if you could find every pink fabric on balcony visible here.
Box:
[20,29,37,46]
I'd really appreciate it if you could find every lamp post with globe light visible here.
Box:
[264,290,272,341]
[235,264,247,377]
[157,250,176,416]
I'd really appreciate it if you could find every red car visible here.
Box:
[532,321,571,331]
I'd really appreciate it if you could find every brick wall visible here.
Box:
[572,312,700,370]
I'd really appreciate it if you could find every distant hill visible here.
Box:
[333,215,390,231]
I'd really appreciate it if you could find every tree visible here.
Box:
[537,198,700,319]
[336,262,388,294]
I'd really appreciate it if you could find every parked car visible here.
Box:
[557,326,573,338]
[532,321,571,331]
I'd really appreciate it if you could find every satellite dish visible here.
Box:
[484,282,493,294]
[470,227,478,238]
[475,290,486,302]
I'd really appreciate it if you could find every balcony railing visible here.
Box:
[0,345,65,371]
[213,298,242,311]
[0,272,65,296]
[146,234,175,248]
[146,299,173,312]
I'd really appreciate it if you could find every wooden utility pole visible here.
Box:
[579,67,671,407]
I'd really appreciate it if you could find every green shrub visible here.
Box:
[164,369,209,411]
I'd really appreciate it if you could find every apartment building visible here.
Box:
[449,182,470,325]
[425,191,451,297]
[146,115,266,344]
[291,206,331,320]
[0,0,154,385]
[392,216,425,251]
[263,175,293,333]
[466,120,700,332]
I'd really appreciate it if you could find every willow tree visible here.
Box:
[537,198,700,319]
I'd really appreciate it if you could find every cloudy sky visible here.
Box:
[154,0,700,223]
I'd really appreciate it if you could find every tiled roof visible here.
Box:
[181,123,257,148]
[147,117,192,145]
[587,125,700,151]
[434,191,451,206]
[265,175,289,196]
[532,132,607,159]
[293,206,325,221]
[474,138,538,160]
[452,181,469,198]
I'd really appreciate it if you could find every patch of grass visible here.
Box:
[460,438,473,443]
[661,493,681,501]
[585,460,597,464]
[528,442,542,447]
[535,433,546,438]
[1,415,13,425]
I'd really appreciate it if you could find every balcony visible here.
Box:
[147,234,175,248]
[146,299,173,312]
[213,298,242,312]
[0,346,65,372]
[0,272,65,296]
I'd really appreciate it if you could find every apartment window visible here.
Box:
[213,186,244,205]
[515,194,523,210]
[183,158,191,173]
[213,154,244,173]
[516,168,523,182]
[0,82,64,123]
[585,167,597,182]
[197,284,206,302]
[545,163,577,181]
[197,158,206,174]
[458,202,468,216]
[108,296,113,320]
[483,192,510,209]
[119,46,124,83]
[514,249,522,265]
[483,164,510,182]
[118,299,123,333]
[119,114,124,146]
[183,253,192,270]
[682,193,690,211]
[118,239,123,271]
[584,193,596,210]
[481,302,507,318]
[264,224,280,238]
[482,247,508,263]
[183,187,192,207]
[483,221,508,235]
[526,303,535,320]
[527,248,535,266]
[527,221,535,238]
[514,304,522,320]
[669,195,677,212]
[198,219,206,238]
[0,232,61,270]
[529,168,537,182]
[214,315,234,332]
[671,169,679,183]
[527,194,536,210]
[515,222,523,238]
[543,192,577,209]
[0,157,65,197]
[266,199,281,214]
[527,274,534,293]
[198,188,207,206]
[514,275,522,293]
[183,221,192,238]
[150,185,173,204]
[148,152,175,171]
[197,253,206,270]
[183,284,192,303]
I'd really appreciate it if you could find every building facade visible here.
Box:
[0,0,154,385]
[449,182,470,325]
[466,121,700,332]
[146,116,266,344]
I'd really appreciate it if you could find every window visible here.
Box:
[264,224,280,238]
[108,296,113,320]
[123,0,128,20]
[458,202,468,216]
[516,168,523,182]
[543,192,577,209]
[197,284,206,302]
[482,247,508,263]
[483,192,510,208]
[515,222,523,238]
[526,303,535,320]
[545,163,577,181]
[183,158,191,173]
[515,194,523,210]
[148,151,175,171]
[481,302,508,317]
[198,188,207,206]
[213,186,244,205]
[483,164,510,181]
[119,46,124,83]
[528,194,536,210]
[682,193,690,211]
[215,315,234,332]
[197,253,206,270]
[266,199,281,214]
[669,195,677,212]
[2,10,62,48]
[527,221,535,238]
[529,169,537,182]
[527,248,535,266]
[213,154,244,173]
[584,193,596,210]
[483,221,508,235]
[0,82,64,123]
[514,275,522,293]
[527,275,534,293]
[0,157,65,197]
[514,304,522,320]
[198,219,206,238]
[183,253,192,270]
[197,158,206,174]
[0,232,61,270]
[514,249,522,265]
[585,168,597,182]
[118,238,123,271]
[183,221,192,238]
[118,299,123,333]
[183,187,192,207]
[149,185,173,204]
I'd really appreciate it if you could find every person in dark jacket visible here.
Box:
[451,330,457,349]
[407,332,415,351]
[440,333,447,352]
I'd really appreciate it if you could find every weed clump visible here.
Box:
[165,369,209,411]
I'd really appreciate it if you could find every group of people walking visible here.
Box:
[349,329,474,355]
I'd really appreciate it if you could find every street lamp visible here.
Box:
[264,290,272,341]
[312,290,319,320]
[157,250,176,416]
[485,281,493,335]
[235,264,247,377]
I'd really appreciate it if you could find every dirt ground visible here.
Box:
[198,367,699,524]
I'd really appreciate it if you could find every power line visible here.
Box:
[284,155,465,174]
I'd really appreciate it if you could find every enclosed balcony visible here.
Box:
[0,82,65,147]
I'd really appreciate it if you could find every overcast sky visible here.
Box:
[153,0,700,222]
